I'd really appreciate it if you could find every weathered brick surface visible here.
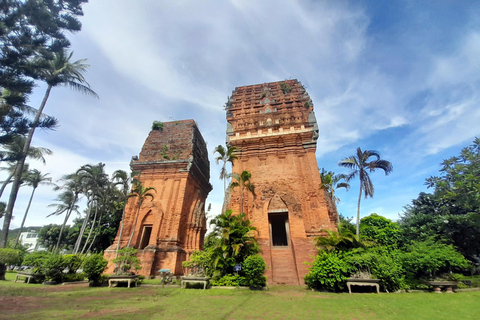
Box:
[104,120,212,277]
[226,80,337,285]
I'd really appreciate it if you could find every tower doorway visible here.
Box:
[269,212,289,246]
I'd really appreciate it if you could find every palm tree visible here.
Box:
[0,135,52,198]
[112,170,139,258]
[230,170,256,215]
[14,169,54,248]
[338,148,393,239]
[49,172,84,251]
[73,163,108,254]
[214,145,237,213]
[47,189,80,251]
[209,209,259,275]
[126,181,156,248]
[1,50,98,247]
[320,169,350,205]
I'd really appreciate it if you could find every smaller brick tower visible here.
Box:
[226,80,337,285]
[104,120,212,277]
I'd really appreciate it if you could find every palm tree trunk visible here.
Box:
[86,212,103,253]
[55,209,72,252]
[115,206,127,259]
[14,188,36,248]
[74,200,92,254]
[0,169,16,199]
[1,85,52,248]
[240,187,244,214]
[356,183,363,240]
[127,203,142,248]
[81,202,98,254]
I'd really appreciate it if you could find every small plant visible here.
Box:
[161,145,170,160]
[83,254,108,284]
[242,254,267,287]
[304,101,310,109]
[152,121,164,131]
[211,274,247,286]
[112,247,142,275]
[41,254,66,283]
[279,81,292,94]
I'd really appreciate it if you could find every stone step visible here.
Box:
[270,248,299,285]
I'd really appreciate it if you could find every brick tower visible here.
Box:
[104,120,212,277]
[225,80,337,285]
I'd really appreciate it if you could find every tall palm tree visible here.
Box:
[0,135,52,199]
[112,170,139,258]
[73,163,108,254]
[50,172,83,251]
[1,50,98,247]
[214,145,237,213]
[230,170,256,215]
[320,169,350,224]
[338,148,393,239]
[14,169,54,248]
[47,189,80,251]
[126,181,155,248]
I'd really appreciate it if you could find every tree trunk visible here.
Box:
[356,183,363,240]
[0,85,52,248]
[73,200,92,254]
[81,201,98,254]
[86,212,103,253]
[115,205,127,260]
[127,202,143,248]
[0,169,16,199]
[55,209,72,252]
[14,188,36,248]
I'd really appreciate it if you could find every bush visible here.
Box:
[182,250,213,276]
[242,255,267,286]
[152,121,164,130]
[112,247,141,275]
[63,254,83,274]
[23,251,52,269]
[211,274,247,286]
[62,272,85,282]
[0,248,24,266]
[304,251,350,292]
[83,254,107,283]
[41,254,66,283]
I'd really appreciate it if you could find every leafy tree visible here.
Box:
[209,209,259,276]
[126,181,155,248]
[14,169,53,248]
[400,138,480,260]
[2,49,97,247]
[82,254,107,284]
[112,247,141,275]
[0,248,24,280]
[230,170,255,215]
[48,189,80,251]
[304,251,351,292]
[360,213,401,248]
[338,148,393,239]
[214,144,237,213]
[0,0,86,143]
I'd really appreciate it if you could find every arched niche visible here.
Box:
[138,210,154,249]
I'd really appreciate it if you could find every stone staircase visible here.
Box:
[270,247,300,285]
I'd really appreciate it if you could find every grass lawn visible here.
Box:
[1,274,479,320]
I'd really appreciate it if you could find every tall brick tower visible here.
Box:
[226,80,337,285]
[104,120,212,277]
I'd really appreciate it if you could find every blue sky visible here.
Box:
[2,0,480,229]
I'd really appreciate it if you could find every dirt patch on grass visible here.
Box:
[0,296,48,315]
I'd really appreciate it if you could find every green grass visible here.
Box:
[1,278,479,319]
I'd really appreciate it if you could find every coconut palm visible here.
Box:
[126,181,155,248]
[1,50,97,247]
[112,170,139,258]
[230,170,256,215]
[47,189,80,251]
[73,163,108,254]
[338,148,393,239]
[0,135,52,199]
[214,145,237,213]
[14,169,54,248]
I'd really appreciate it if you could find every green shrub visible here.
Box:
[63,254,83,274]
[62,272,85,282]
[83,254,107,283]
[242,254,267,286]
[0,248,24,266]
[182,249,213,276]
[112,247,141,275]
[41,254,66,283]
[304,251,350,292]
[23,251,52,269]
[152,121,164,130]
[211,274,247,286]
